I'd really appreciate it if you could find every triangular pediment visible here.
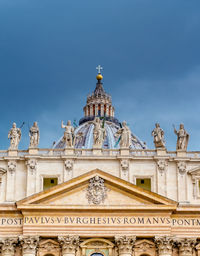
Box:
[188,166,200,176]
[17,169,177,211]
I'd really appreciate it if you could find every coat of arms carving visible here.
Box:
[86,176,108,204]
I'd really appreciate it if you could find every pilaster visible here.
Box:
[155,236,174,256]
[26,159,37,196]
[58,235,80,256]
[6,160,16,201]
[0,237,18,256]
[19,236,39,256]
[115,236,136,256]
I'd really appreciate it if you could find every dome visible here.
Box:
[54,66,147,150]
[54,120,146,149]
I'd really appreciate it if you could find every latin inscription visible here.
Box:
[1,216,200,227]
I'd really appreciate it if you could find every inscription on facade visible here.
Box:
[1,216,200,227]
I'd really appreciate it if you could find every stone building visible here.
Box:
[0,67,200,256]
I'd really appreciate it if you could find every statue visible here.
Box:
[115,121,132,148]
[29,122,40,148]
[61,120,74,148]
[152,123,165,148]
[174,123,189,150]
[93,117,106,148]
[8,123,21,150]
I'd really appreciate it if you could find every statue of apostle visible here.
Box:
[8,123,21,150]
[93,117,106,148]
[151,123,165,149]
[61,120,74,148]
[29,122,40,148]
[174,123,189,150]
[115,121,132,148]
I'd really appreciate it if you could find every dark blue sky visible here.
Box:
[0,0,200,150]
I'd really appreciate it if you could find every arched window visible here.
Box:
[44,254,55,256]
[91,253,104,256]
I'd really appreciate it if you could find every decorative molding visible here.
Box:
[120,160,129,171]
[58,235,80,255]
[176,238,197,256]
[157,160,168,175]
[86,175,108,204]
[177,161,187,175]
[155,236,174,256]
[19,235,39,255]
[7,161,16,174]
[26,159,37,174]
[115,236,136,255]
[134,239,155,256]
[0,237,18,256]
[64,160,74,171]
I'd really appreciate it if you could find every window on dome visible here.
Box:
[43,178,58,191]
[136,178,151,191]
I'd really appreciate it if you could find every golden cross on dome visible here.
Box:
[96,65,103,74]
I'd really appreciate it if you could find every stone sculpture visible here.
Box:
[8,123,21,150]
[29,122,40,148]
[93,117,106,148]
[116,121,132,148]
[151,123,165,149]
[174,123,189,150]
[61,120,74,148]
[86,175,108,204]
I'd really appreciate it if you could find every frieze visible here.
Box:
[2,216,200,227]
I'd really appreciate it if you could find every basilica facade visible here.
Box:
[0,68,200,256]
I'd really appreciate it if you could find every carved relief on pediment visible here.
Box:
[38,239,61,256]
[134,239,156,256]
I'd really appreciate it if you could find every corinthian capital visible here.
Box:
[58,235,80,255]
[155,236,174,256]
[115,236,136,255]
[19,236,39,255]
[177,238,197,256]
[0,237,18,256]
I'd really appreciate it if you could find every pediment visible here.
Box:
[17,169,177,211]
[188,167,200,176]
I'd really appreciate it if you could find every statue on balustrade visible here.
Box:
[61,120,74,148]
[174,123,189,150]
[116,121,132,148]
[29,122,40,148]
[152,123,165,149]
[93,117,106,148]
[8,123,21,150]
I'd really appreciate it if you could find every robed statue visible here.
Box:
[151,123,165,148]
[93,117,106,148]
[115,121,132,148]
[8,123,21,150]
[174,123,189,150]
[29,122,40,148]
[61,120,74,148]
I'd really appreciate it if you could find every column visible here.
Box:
[20,236,39,256]
[6,161,16,201]
[177,238,196,256]
[155,236,174,256]
[95,104,98,116]
[115,236,136,256]
[101,104,104,117]
[0,237,18,256]
[58,235,80,256]
[106,104,109,116]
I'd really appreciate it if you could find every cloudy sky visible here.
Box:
[0,0,200,150]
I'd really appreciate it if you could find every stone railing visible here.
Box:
[0,148,200,159]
